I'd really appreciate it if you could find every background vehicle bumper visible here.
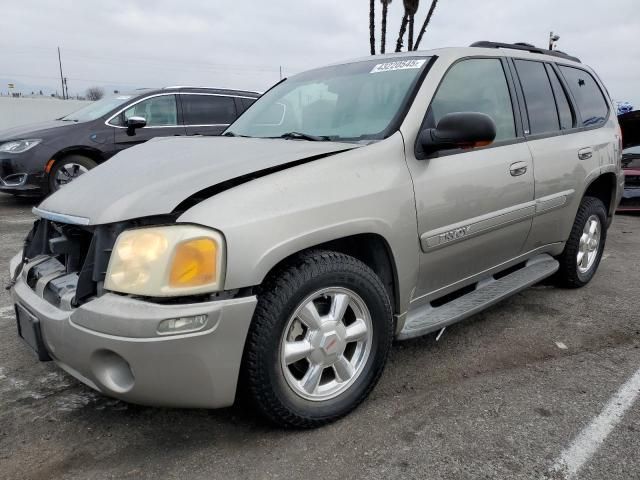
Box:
[0,151,48,195]
[11,274,257,408]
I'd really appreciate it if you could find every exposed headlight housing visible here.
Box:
[0,139,42,153]
[104,225,225,297]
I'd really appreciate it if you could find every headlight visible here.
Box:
[0,139,42,153]
[104,225,225,297]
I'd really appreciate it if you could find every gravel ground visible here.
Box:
[0,193,638,480]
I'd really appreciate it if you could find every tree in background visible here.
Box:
[85,87,104,101]
[413,0,438,50]
[369,0,376,55]
[380,0,392,54]
[369,0,440,54]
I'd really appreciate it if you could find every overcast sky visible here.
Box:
[1,0,638,106]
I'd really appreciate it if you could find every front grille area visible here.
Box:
[20,215,177,308]
[22,219,121,307]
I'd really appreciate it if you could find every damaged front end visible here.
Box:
[11,211,177,310]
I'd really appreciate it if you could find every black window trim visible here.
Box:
[554,63,611,131]
[509,59,611,142]
[414,55,526,160]
[544,62,576,131]
[178,92,244,127]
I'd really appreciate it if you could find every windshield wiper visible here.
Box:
[279,131,332,141]
[223,131,254,138]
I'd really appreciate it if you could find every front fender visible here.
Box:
[177,133,419,314]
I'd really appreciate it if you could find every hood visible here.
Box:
[38,136,358,225]
[0,120,79,141]
[619,110,640,150]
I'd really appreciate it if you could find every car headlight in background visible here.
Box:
[104,225,225,297]
[0,139,42,153]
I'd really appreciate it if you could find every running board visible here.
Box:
[397,254,559,340]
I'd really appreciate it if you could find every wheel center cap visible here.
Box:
[320,332,341,356]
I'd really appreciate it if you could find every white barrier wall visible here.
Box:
[0,97,92,130]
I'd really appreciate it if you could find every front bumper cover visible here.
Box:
[10,254,257,408]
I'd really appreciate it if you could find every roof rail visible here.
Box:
[470,41,581,63]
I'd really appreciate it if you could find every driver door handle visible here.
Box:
[509,161,528,177]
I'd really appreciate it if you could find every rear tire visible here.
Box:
[48,155,97,193]
[241,250,394,428]
[555,196,608,288]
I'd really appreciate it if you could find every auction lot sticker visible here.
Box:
[370,59,426,73]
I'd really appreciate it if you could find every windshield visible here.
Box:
[60,94,135,122]
[227,57,431,141]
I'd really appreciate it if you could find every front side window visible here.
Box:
[559,66,609,127]
[227,57,431,141]
[514,60,559,135]
[429,58,516,141]
[181,94,237,125]
[118,95,178,127]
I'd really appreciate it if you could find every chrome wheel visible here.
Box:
[54,162,89,187]
[577,214,601,274]
[280,287,373,401]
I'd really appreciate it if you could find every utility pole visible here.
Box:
[279,66,283,80]
[57,47,65,99]
[548,31,560,51]
[64,77,69,100]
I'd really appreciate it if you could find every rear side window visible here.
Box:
[546,65,574,130]
[514,60,559,135]
[181,94,237,125]
[430,58,516,141]
[240,97,257,112]
[559,66,609,127]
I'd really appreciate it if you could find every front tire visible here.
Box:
[555,196,608,288]
[242,250,394,428]
[48,155,97,193]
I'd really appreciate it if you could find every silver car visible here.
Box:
[9,42,623,427]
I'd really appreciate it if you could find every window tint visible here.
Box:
[430,58,516,141]
[559,66,609,127]
[514,60,559,134]
[122,95,178,127]
[181,95,237,125]
[240,97,257,112]
[547,65,574,130]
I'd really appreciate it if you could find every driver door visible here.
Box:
[406,57,535,300]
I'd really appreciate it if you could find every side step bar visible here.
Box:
[397,254,559,340]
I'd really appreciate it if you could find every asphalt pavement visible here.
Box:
[1,192,638,480]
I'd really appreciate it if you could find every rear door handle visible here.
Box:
[578,147,593,160]
[509,161,528,176]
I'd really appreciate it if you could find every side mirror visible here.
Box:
[126,116,147,136]
[419,112,497,156]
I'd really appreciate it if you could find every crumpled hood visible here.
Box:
[38,136,357,225]
[0,120,77,141]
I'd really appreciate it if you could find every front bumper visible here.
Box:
[617,170,640,212]
[0,150,48,195]
[10,254,257,408]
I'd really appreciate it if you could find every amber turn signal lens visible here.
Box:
[169,238,217,288]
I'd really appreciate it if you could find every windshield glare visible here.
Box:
[228,57,430,141]
[61,94,135,122]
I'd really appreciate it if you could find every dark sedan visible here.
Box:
[0,87,259,196]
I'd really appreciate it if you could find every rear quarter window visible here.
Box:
[559,66,609,127]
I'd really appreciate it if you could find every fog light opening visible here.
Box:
[157,314,208,335]
[91,350,135,394]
